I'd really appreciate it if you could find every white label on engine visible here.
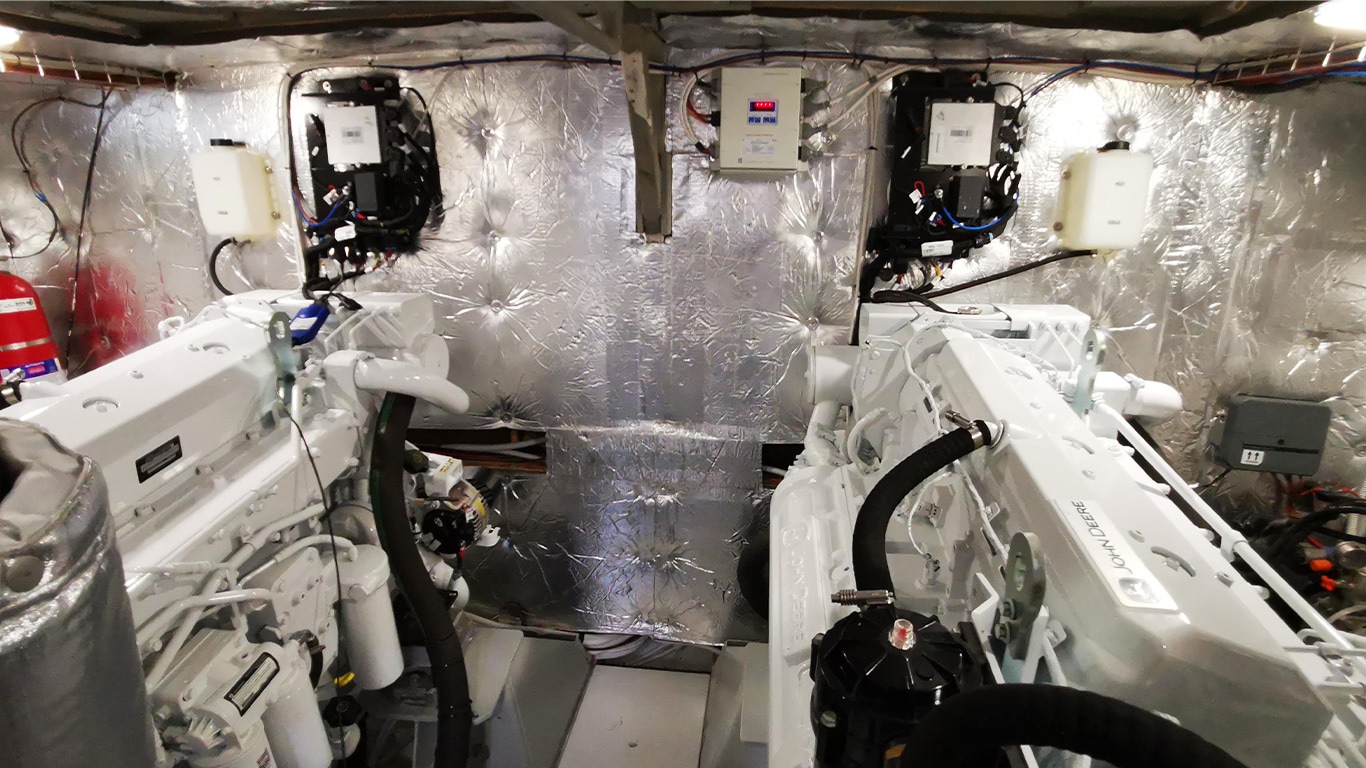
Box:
[1052,498,1178,612]
[0,297,37,314]
[224,652,280,715]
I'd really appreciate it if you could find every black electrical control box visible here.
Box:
[1210,395,1333,475]
[299,73,441,293]
[861,71,1022,302]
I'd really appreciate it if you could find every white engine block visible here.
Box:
[770,303,1357,768]
[3,290,478,768]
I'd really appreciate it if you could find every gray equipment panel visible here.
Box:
[1211,395,1332,475]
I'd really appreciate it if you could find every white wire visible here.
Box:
[1329,604,1366,624]
[903,468,953,555]
[845,406,888,473]
[440,438,546,452]
[825,65,915,136]
[679,71,703,147]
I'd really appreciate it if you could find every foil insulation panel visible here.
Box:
[5,40,1366,641]
[468,426,765,640]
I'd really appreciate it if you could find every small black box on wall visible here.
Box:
[1209,395,1332,475]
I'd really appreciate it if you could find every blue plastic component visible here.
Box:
[290,301,331,345]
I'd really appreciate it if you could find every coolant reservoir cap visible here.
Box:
[815,608,980,706]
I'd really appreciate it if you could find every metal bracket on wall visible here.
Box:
[521,2,671,241]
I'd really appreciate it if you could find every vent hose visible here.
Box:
[853,422,991,593]
[371,393,471,768]
[898,684,1249,768]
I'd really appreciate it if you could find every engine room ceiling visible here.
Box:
[0,1,1320,45]
[0,1,1337,73]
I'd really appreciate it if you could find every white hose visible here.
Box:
[804,400,843,466]
[678,72,703,147]
[354,356,470,414]
[826,65,914,136]
[845,407,888,473]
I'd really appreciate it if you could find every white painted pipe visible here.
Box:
[240,534,358,584]
[804,400,842,466]
[1099,404,1352,649]
[139,589,275,652]
[145,504,327,685]
[354,356,470,414]
[845,407,887,473]
[807,344,860,404]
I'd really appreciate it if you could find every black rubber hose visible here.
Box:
[853,423,990,592]
[208,238,236,296]
[922,250,1093,299]
[898,684,1249,768]
[370,393,472,768]
[1270,504,1366,559]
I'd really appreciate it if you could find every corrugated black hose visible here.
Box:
[853,422,992,593]
[898,684,1249,768]
[371,393,472,768]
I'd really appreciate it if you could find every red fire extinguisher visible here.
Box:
[0,272,63,382]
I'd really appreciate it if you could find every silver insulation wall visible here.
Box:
[5,29,1366,642]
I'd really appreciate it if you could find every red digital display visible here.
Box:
[749,100,777,112]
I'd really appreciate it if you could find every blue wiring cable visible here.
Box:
[311,197,348,228]
[293,188,348,228]
[318,49,1359,91]
[293,189,315,224]
[940,203,1013,232]
[1275,69,1366,85]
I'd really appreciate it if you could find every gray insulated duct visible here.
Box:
[0,421,155,768]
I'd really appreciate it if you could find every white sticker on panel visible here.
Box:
[920,240,954,257]
[321,106,382,166]
[740,136,778,158]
